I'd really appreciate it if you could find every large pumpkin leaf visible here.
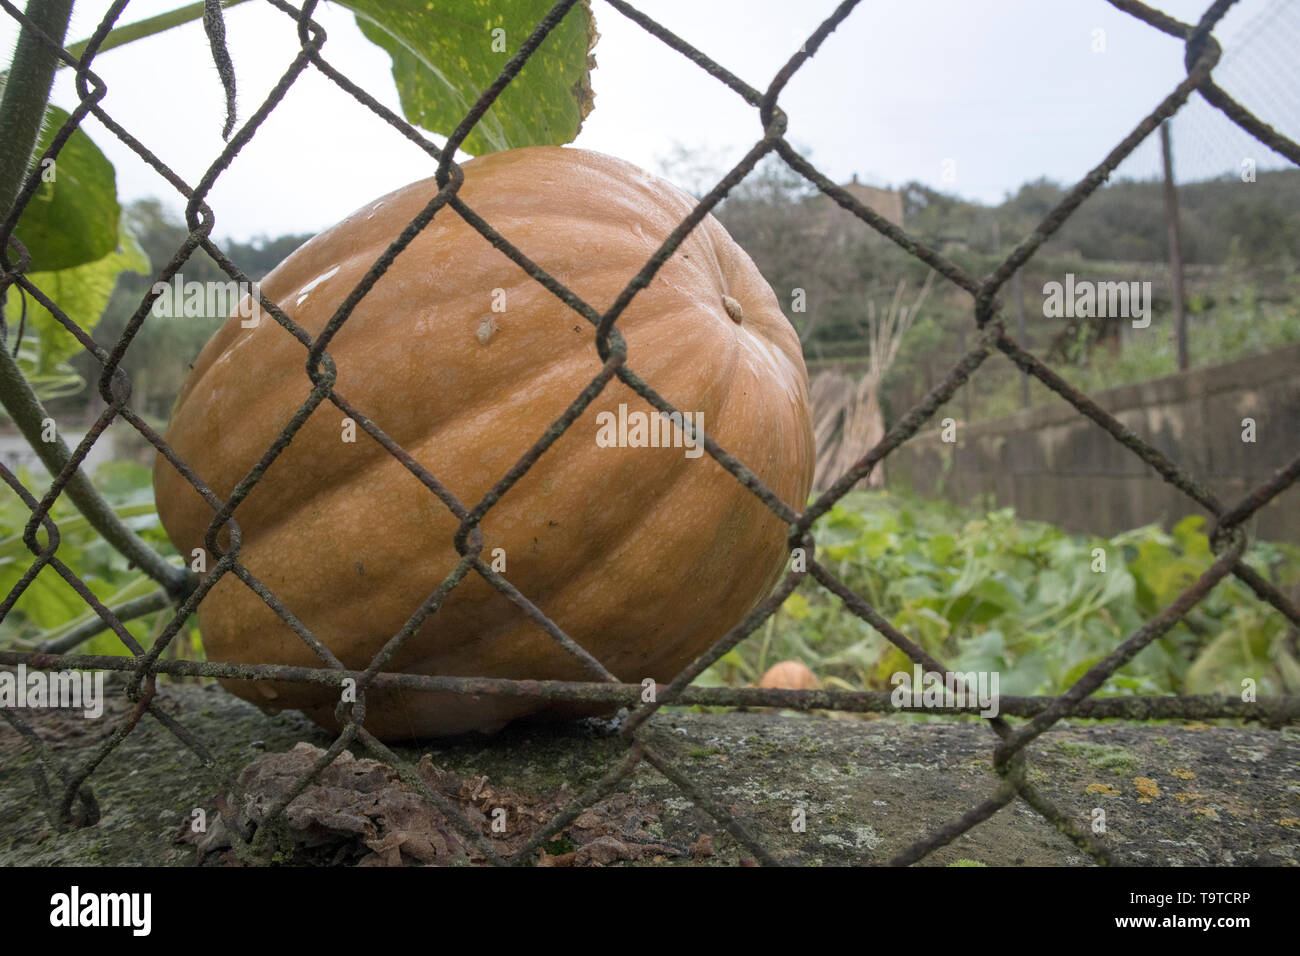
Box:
[13,106,120,273]
[344,0,597,156]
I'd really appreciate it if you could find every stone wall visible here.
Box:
[887,343,1300,543]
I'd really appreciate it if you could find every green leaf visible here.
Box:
[859,528,892,559]
[11,564,88,629]
[817,518,862,549]
[781,592,811,621]
[971,572,1024,613]
[952,629,1006,673]
[4,341,84,401]
[1030,569,1071,610]
[929,532,955,565]
[345,0,597,156]
[14,106,121,273]
[4,220,148,374]
[1128,538,1207,610]
[36,572,164,647]
[1184,610,1277,695]
[1,462,175,646]
[0,502,159,561]
[1061,654,1102,688]
[1171,514,1211,559]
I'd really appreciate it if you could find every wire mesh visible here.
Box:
[1,0,1298,866]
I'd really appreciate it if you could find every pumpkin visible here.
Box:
[153,146,815,740]
[758,660,820,691]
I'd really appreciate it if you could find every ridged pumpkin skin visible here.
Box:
[154,146,814,740]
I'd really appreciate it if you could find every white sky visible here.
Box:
[6,0,1297,243]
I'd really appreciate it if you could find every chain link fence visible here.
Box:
[2,0,1299,866]
[1117,0,1298,184]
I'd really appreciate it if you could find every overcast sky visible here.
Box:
[7,0,1297,243]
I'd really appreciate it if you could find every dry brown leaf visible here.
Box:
[192,743,675,867]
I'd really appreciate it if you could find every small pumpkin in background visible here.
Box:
[154,146,815,741]
[758,660,820,691]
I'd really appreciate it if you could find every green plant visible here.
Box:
[0,461,197,656]
[703,491,1300,702]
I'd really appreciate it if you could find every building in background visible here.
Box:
[808,173,905,250]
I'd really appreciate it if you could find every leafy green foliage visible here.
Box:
[14,106,121,273]
[347,0,596,156]
[705,492,1300,701]
[0,462,195,657]
[6,464,1294,704]
[0,94,145,406]
[7,223,148,371]
[2,220,148,404]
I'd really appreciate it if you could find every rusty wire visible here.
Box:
[1,0,1298,867]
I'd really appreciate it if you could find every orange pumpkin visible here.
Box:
[758,661,820,691]
[153,146,814,740]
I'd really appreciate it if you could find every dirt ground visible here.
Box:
[1,675,1297,866]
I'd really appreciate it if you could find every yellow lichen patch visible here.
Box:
[1278,818,1300,829]
[1183,723,1212,730]
[1173,793,1205,804]
[1192,808,1220,820]
[1134,777,1161,799]
[1171,767,1195,780]
[1085,783,1122,796]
